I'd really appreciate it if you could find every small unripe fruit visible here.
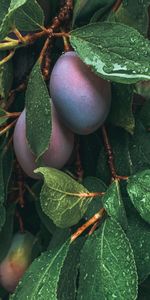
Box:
[49,51,111,135]
[0,232,34,292]
[13,107,74,178]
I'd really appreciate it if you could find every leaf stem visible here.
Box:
[112,0,123,12]
[71,208,105,242]
[0,50,15,66]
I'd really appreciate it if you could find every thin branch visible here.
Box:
[71,208,105,242]
[0,120,17,136]
[0,50,15,65]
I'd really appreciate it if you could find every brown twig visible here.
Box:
[112,0,123,12]
[102,126,117,179]
[15,210,25,233]
[71,208,105,242]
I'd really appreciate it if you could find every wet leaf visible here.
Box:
[102,180,128,229]
[127,211,150,283]
[26,62,51,160]
[35,167,93,228]
[127,169,150,224]
[77,218,138,300]
[10,240,70,300]
[70,22,150,84]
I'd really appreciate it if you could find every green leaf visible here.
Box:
[128,121,150,173]
[77,218,138,300]
[0,0,44,40]
[127,169,150,224]
[70,22,150,84]
[102,180,128,229]
[10,240,70,300]
[140,98,150,128]
[115,0,150,36]
[0,52,13,100]
[72,0,115,26]
[83,176,106,219]
[127,211,150,283]
[35,167,93,228]
[109,83,135,134]
[13,0,44,32]
[26,62,51,160]
[58,238,85,300]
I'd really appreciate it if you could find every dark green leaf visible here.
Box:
[140,98,150,128]
[128,121,150,173]
[10,240,70,300]
[102,180,128,229]
[58,238,85,300]
[127,211,150,283]
[109,83,135,133]
[26,62,51,160]
[127,169,150,224]
[72,0,115,26]
[35,167,93,228]
[77,218,138,300]
[70,22,150,84]
[115,0,150,36]
[83,176,106,219]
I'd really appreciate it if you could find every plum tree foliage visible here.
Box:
[0,1,150,300]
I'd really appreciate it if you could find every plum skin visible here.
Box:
[13,107,74,179]
[0,232,34,292]
[49,51,111,135]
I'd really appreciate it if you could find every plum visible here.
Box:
[13,106,74,179]
[49,51,111,135]
[0,232,34,292]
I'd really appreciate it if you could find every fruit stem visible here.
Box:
[71,208,105,242]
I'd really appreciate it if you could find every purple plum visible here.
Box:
[13,106,74,179]
[49,51,111,135]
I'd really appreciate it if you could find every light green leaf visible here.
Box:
[102,180,128,229]
[10,240,70,300]
[127,169,150,224]
[35,167,93,228]
[70,22,150,84]
[26,61,51,160]
[109,83,135,134]
[77,218,138,300]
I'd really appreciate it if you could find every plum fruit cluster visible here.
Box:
[0,232,35,292]
[13,51,111,178]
